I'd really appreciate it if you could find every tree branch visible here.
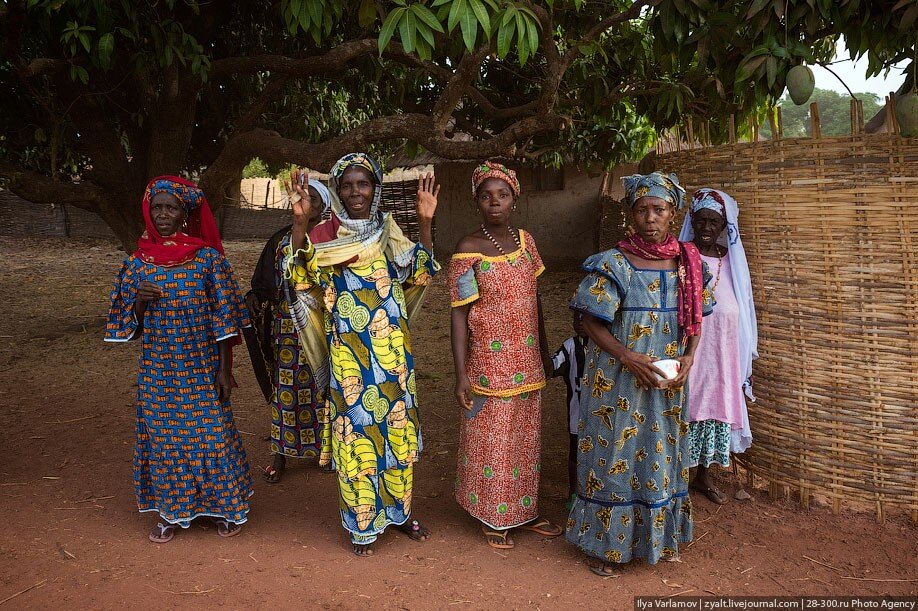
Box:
[562,0,651,69]
[199,112,565,206]
[233,75,290,134]
[210,39,378,76]
[0,160,105,208]
[18,57,66,78]
[431,47,490,133]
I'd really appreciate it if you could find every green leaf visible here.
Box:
[75,65,89,84]
[412,4,444,33]
[745,0,769,19]
[735,55,766,82]
[459,2,477,50]
[378,7,405,53]
[496,13,516,57]
[399,9,417,53]
[766,56,777,88]
[517,25,529,64]
[448,0,465,32]
[78,32,91,52]
[358,0,377,28]
[307,0,323,28]
[468,0,490,37]
[97,32,114,67]
[526,13,538,54]
[416,18,436,47]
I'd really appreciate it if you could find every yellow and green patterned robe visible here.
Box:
[283,234,437,543]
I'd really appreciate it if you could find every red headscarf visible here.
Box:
[135,176,223,267]
[618,233,704,339]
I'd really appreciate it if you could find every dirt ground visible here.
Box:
[0,236,914,610]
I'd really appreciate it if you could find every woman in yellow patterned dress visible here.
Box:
[283,153,440,556]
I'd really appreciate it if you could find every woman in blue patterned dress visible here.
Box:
[284,153,440,556]
[105,176,252,543]
[566,172,712,575]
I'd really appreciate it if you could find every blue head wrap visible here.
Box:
[146,178,205,214]
[621,172,686,209]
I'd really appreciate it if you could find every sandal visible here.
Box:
[520,517,563,537]
[263,464,283,484]
[352,543,375,557]
[588,559,618,577]
[148,522,175,544]
[215,519,242,538]
[691,482,728,505]
[481,524,514,549]
[396,519,430,542]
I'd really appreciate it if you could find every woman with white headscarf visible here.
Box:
[678,188,757,504]
[246,174,332,483]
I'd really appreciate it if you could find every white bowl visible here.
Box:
[652,359,681,381]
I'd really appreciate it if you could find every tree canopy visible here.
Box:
[1,0,915,247]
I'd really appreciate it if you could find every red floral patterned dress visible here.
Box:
[449,230,546,529]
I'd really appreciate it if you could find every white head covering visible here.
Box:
[680,188,758,392]
[680,188,757,453]
[307,178,331,215]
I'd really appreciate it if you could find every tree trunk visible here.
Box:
[95,193,145,252]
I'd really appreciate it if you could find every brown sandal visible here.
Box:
[519,517,563,537]
[481,524,514,549]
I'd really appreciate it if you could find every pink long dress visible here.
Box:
[686,253,750,467]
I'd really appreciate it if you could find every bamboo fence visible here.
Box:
[643,101,917,521]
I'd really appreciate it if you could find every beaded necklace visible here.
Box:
[480,224,522,265]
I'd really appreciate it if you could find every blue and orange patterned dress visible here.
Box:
[105,247,253,527]
[566,248,712,565]
[284,236,438,544]
[269,238,330,462]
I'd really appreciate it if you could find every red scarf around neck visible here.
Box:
[617,233,704,338]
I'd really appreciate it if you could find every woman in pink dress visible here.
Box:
[679,188,757,504]
[449,161,563,549]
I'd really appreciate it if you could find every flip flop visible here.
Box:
[520,517,563,537]
[263,465,283,484]
[149,522,175,544]
[214,519,242,538]
[396,519,431,542]
[588,560,618,577]
[481,525,514,549]
[691,482,728,505]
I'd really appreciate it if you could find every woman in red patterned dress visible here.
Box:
[449,161,563,549]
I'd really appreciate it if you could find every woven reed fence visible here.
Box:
[652,106,917,521]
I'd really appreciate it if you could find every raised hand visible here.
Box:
[287,168,312,249]
[416,172,440,222]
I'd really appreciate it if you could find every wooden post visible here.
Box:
[264,182,270,209]
[810,102,821,138]
[850,98,857,135]
[856,98,865,134]
[777,106,784,139]
[768,107,779,141]
[728,114,736,144]
[889,92,900,135]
